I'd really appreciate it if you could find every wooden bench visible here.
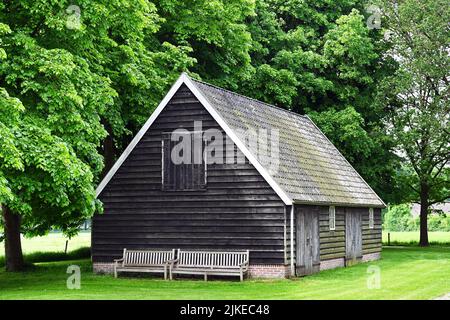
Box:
[114,249,175,280]
[169,249,250,281]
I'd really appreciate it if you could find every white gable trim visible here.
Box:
[96,73,293,205]
[183,75,292,205]
[95,74,186,197]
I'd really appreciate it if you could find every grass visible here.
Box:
[0,232,449,299]
[0,231,91,267]
[0,247,449,300]
[0,231,91,256]
[0,247,91,267]
[382,231,450,246]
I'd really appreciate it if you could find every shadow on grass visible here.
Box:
[0,247,91,268]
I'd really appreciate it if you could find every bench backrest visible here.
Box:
[177,250,249,268]
[123,249,175,266]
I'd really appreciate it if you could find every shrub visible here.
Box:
[428,214,450,232]
[383,204,413,231]
[383,204,450,231]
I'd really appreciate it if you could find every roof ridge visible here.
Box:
[189,76,308,120]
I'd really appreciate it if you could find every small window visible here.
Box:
[329,206,336,231]
[161,132,206,191]
[369,208,374,229]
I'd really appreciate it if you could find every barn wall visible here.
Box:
[319,206,346,261]
[93,85,286,265]
[290,205,382,272]
[362,207,382,255]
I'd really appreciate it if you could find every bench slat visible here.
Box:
[170,249,249,281]
[175,250,249,268]
[122,249,175,266]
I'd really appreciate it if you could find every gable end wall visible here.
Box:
[93,85,286,265]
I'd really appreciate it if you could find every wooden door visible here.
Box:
[345,210,362,265]
[296,210,320,276]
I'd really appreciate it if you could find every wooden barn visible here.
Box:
[92,73,385,278]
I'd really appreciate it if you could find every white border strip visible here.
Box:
[183,75,292,205]
[290,205,295,276]
[95,75,186,197]
[96,73,293,205]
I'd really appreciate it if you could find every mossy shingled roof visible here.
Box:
[191,78,385,207]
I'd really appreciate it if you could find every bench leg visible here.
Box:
[164,267,167,280]
[114,266,117,278]
[204,273,208,281]
[240,270,243,282]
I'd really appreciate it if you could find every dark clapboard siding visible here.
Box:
[362,207,382,254]
[93,84,286,265]
[319,206,381,261]
[319,206,346,261]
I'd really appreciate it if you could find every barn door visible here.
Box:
[345,210,362,265]
[296,209,320,276]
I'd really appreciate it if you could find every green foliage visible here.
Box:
[376,0,450,207]
[0,8,111,237]
[383,204,416,231]
[308,106,373,163]
[0,0,200,240]
[2,0,446,248]
[237,0,402,203]
[153,0,255,89]
[428,214,450,232]
[383,204,450,231]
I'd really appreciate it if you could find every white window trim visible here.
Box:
[329,206,336,231]
[369,208,374,229]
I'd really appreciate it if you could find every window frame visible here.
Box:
[161,131,207,191]
[369,207,374,229]
[329,206,336,231]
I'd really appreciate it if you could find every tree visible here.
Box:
[0,0,256,270]
[236,0,401,203]
[95,0,254,173]
[0,6,115,270]
[376,0,449,246]
[153,0,255,89]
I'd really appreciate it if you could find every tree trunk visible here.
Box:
[1,204,24,271]
[419,183,429,247]
[101,122,115,180]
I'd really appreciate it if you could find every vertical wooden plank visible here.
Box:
[312,213,320,265]
[355,212,362,258]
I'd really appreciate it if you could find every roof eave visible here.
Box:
[292,199,386,209]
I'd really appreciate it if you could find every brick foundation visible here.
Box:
[93,262,291,278]
[93,262,114,274]
[247,264,290,279]
[362,252,381,262]
[93,255,380,279]
[320,258,345,271]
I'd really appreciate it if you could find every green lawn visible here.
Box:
[0,246,449,300]
[382,231,450,245]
